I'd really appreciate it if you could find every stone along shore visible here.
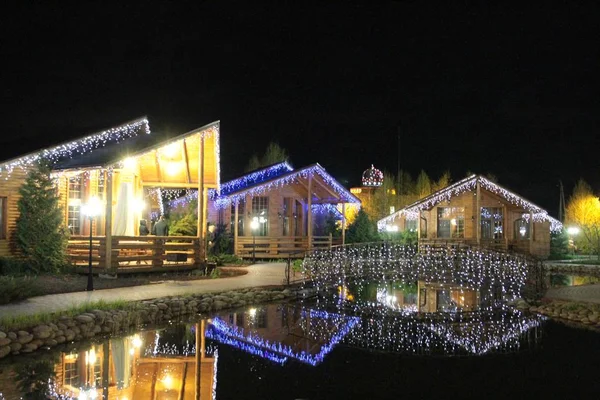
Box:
[0,286,315,359]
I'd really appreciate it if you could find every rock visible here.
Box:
[7,332,17,340]
[23,343,37,352]
[9,342,22,352]
[0,346,10,358]
[45,339,58,346]
[75,315,94,324]
[0,338,11,347]
[30,339,43,347]
[17,334,33,344]
[64,329,75,341]
[0,331,6,339]
[32,325,53,339]
[213,301,227,310]
[157,303,168,310]
[55,336,66,344]
[17,331,29,337]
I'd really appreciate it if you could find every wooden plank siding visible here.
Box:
[0,168,33,257]
[410,186,552,258]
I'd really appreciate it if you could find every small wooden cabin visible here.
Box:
[0,117,220,271]
[202,162,361,258]
[377,175,562,259]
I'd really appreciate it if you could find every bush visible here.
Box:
[379,230,418,246]
[209,223,232,255]
[0,276,40,304]
[0,256,35,276]
[346,209,379,243]
[292,259,304,272]
[209,254,243,266]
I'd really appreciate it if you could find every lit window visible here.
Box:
[514,218,530,239]
[481,207,503,239]
[0,197,6,239]
[68,205,81,235]
[251,197,269,236]
[68,175,82,200]
[437,207,464,238]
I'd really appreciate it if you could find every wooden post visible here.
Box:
[341,202,346,245]
[234,201,239,255]
[195,321,201,400]
[476,178,481,246]
[197,133,205,261]
[529,211,534,252]
[307,175,313,251]
[104,171,113,273]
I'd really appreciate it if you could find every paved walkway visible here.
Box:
[0,263,287,318]
[544,284,600,304]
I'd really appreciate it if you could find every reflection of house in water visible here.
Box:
[345,310,544,356]
[345,280,481,314]
[417,281,480,313]
[52,321,216,400]
[207,305,359,366]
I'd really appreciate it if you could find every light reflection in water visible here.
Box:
[0,301,545,399]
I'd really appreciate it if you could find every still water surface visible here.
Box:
[1,291,599,399]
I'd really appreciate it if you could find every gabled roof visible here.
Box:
[219,161,293,196]
[210,163,361,209]
[377,175,562,232]
[0,117,150,176]
[206,309,360,366]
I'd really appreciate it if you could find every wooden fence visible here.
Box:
[235,235,339,259]
[67,236,201,273]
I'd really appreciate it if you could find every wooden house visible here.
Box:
[377,175,562,258]
[0,117,220,271]
[197,162,360,258]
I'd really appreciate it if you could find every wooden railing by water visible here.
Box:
[235,235,339,259]
[67,236,202,273]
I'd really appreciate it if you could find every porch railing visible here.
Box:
[67,236,201,272]
[235,235,337,259]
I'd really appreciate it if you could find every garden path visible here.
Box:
[0,263,287,318]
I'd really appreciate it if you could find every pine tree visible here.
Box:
[16,162,68,273]
[415,170,432,198]
[346,209,379,243]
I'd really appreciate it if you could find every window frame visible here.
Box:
[0,197,7,240]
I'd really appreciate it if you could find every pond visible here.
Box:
[1,287,600,399]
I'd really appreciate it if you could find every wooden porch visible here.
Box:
[67,235,202,273]
[235,235,341,259]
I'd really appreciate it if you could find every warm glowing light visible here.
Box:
[385,225,399,232]
[132,334,142,348]
[165,162,181,176]
[567,226,580,235]
[123,157,137,170]
[450,218,457,226]
[162,142,180,158]
[250,217,259,231]
[130,198,146,212]
[85,349,96,365]
[82,196,103,218]
[248,308,257,317]
[351,188,362,194]
[163,374,173,389]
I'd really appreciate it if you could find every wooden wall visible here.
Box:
[0,168,32,257]
[208,184,309,238]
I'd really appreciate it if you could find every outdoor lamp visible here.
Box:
[251,217,259,263]
[567,226,580,236]
[82,197,103,291]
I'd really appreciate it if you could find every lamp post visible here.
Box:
[566,226,580,256]
[251,217,259,264]
[82,197,103,291]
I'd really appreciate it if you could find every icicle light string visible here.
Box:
[303,243,531,302]
[0,119,150,177]
[378,175,562,232]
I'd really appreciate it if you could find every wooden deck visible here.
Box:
[235,235,340,259]
[67,235,202,273]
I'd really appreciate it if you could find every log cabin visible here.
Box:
[0,117,220,272]
[377,175,562,259]
[169,161,361,258]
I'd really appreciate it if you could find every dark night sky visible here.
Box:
[1,1,599,215]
